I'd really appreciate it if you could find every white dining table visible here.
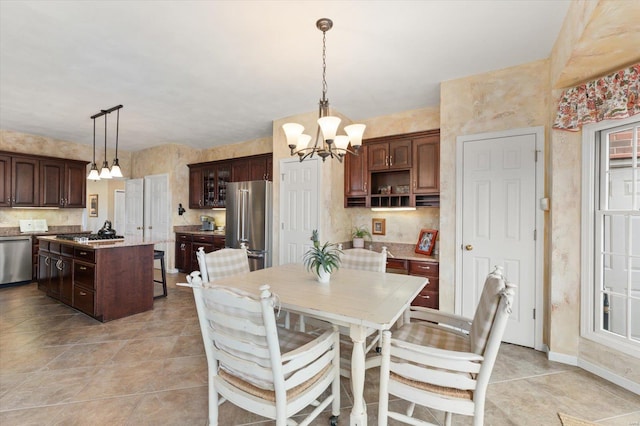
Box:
[207,263,427,426]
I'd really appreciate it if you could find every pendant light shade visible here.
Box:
[87,117,101,181]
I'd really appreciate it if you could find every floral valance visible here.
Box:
[553,63,640,131]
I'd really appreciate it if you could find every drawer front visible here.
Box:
[74,261,95,289]
[386,258,407,270]
[412,289,439,309]
[409,261,439,277]
[61,244,74,256]
[73,286,95,316]
[49,242,60,254]
[213,236,225,249]
[176,233,191,242]
[193,234,215,244]
[74,247,95,263]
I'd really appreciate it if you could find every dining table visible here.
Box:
[206,262,428,426]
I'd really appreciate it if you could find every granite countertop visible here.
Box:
[348,241,438,262]
[176,230,226,237]
[0,226,87,237]
[38,235,155,249]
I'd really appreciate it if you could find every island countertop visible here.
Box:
[37,235,156,249]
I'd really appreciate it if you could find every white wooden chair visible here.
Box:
[196,247,250,282]
[378,266,516,426]
[182,273,341,426]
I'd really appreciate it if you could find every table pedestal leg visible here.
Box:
[350,325,367,426]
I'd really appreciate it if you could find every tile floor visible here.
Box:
[1,272,639,425]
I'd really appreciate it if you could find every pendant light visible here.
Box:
[87,117,101,180]
[110,107,123,178]
[99,111,112,179]
[282,18,365,162]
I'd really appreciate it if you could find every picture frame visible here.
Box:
[89,194,98,217]
[415,229,437,256]
[372,218,386,235]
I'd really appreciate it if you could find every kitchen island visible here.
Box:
[38,236,155,322]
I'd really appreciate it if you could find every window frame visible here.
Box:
[581,115,640,359]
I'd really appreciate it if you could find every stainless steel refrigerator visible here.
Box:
[225,180,272,271]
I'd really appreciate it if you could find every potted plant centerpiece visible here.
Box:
[303,230,342,283]
[351,225,372,249]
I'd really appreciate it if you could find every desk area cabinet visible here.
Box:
[386,257,439,309]
[343,130,439,208]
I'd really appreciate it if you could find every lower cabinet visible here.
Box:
[175,233,226,273]
[37,239,154,322]
[386,257,439,309]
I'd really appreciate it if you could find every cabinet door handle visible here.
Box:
[419,295,431,299]
[413,180,417,189]
[79,266,87,271]
[418,265,431,270]
[79,291,87,296]
[390,155,393,166]
[79,251,86,255]
[364,181,367,193]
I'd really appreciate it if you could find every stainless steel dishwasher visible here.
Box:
[0,235,32,286]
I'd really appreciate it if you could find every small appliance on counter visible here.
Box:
[200,215,215,231]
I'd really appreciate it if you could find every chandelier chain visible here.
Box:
[321,29,327,103]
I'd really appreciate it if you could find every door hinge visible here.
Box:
[533,308,536,320]
[534,229,537,240]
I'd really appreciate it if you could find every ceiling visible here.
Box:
[0,0,571,152]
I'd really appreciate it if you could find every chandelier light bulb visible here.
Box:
[345,124,366,147]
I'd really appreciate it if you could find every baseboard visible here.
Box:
[547,350,579,366]
[578,359,640,395]
[167,268,179,274]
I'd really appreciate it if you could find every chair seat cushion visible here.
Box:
[393,321,470,353]
[390,371,473,400]
[218,364,331,402]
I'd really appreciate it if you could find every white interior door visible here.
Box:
[144,174,170,267]
[113,189,125,235]
[125,178,143,238]
[457,128,543,348]
[279,158,320,265]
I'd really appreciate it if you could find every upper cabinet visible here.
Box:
[0,151,88,208]
[188,162,231,209]
[368,139,412,171]
[188,153,272,209]
[343,130,440,208]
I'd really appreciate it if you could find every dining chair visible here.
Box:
[196,247,250,282]
[378,266,516,426]
[182,273,341,426]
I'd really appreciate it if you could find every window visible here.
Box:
[582,117,640,357]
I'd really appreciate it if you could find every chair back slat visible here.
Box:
[390,343,482,374]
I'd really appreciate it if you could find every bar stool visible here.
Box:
[153,250,168,298]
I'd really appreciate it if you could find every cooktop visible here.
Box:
[56,233,124,241]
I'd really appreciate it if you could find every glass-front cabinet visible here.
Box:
[188,162,231,209]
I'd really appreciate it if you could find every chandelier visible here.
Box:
[87,104,123,180]
[283,18,365,162]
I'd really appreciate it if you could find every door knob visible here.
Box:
[465,244,473,251]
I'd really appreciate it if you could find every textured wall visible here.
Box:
[439,59,550,313]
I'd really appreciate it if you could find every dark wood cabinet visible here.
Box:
[344,130,440,208]
[12,156,39,206]
[368,139,411,171]
[188,162,231,209]
[190,154,271,209]
[408,260,439,309]
[0,155,11,207]
[40,159,64,207]
[1,151,88,208]
[344,145,368,207]
[175,232,225,272]
[38,238,154,322]
[386,257,439,310]
[413,134,440,195]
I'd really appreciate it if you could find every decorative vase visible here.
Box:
[353,238,364,248]
[317,268,331,283]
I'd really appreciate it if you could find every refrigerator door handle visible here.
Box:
[240,189,249,243]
